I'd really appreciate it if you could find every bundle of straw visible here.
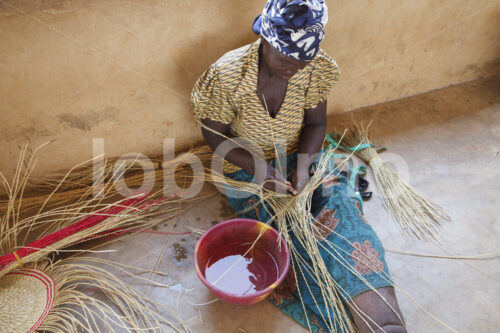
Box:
[31,145,213,193]
[332,122,451,239]
[1,145,213,215]
[0,194,161,277]
[0,143,202,332]
[0,144,199,276]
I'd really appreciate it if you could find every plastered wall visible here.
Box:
[1,0,499,179]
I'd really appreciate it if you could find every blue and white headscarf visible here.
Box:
[252,0,328,61]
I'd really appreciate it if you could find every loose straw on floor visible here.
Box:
[332,121,451,240]
[0,143,209,332]
[386,248,500,260]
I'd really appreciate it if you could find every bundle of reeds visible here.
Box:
[0,143,207,332]
[331,122,451,239]
[31,145,213,193]
[1,145,213,216]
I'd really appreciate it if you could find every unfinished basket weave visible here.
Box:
[0,268,55,333]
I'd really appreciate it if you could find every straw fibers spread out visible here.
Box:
[201,119,379,331]
[201,118,465,332]
[0,145,213,215]
[209,147,398,332]
[2,136,493,332]
[0,143,211,332]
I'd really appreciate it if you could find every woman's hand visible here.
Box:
[255,160,296,194]
[292,168,312,194]
[295,100,327,194]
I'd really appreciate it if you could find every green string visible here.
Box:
[326,132,374,152]
[325,132,374,208]
[326,132,387,154]
[350,165,366,188]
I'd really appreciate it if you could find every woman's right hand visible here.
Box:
[255,161,296,194]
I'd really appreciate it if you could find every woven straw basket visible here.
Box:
[0,269,55,333]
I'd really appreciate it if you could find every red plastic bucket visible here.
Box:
[194,218,290,305]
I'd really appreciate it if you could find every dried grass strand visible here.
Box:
[333,121,451,239]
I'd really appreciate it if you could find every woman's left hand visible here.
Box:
[292,168,311,194]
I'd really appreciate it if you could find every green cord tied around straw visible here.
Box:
[324,133,378,208]
[327,123,451,240]
[326,132,387,157]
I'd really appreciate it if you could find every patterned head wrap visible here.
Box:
[252,0,328,61]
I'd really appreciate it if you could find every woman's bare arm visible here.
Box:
[293,100,327,192]
[201,118,294,193]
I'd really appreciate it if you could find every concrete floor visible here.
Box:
[93,74,500,332]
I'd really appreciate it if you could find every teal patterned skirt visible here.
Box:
[224,152,393,332]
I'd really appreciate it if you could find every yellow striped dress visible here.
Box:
[191,38,340,173]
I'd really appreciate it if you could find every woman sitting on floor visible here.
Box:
[191,1,406,331]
